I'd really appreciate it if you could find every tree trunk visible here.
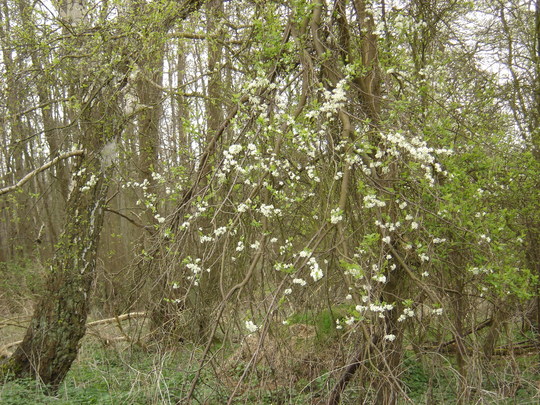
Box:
[2,154,111,387]
[0,0,120,384]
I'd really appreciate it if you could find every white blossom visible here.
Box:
[292,278,307,286]
[228,144,243,155]
[214,226,227,236]
[237,203,249,213]
[330,208,343,224]
[309,257,323,281]
[200,235,213,243]
[344,316,355,326]
[364,194,386,208]
[245,320,259,333]
[259,204,281,218]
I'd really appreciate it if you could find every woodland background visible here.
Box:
[0,0,540,403]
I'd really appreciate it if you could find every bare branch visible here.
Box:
[0,150,84,196]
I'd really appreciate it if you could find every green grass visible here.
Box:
[1,338,540,404]
[286,305,351,343]
[1,344,192,404]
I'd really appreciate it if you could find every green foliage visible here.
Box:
[287,306,350,342]
[0,259,45,309]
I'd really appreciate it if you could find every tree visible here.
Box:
[0,0,203,389]
[1,0,539,402]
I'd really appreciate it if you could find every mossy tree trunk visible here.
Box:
[0,0,121,385]
[1,88,121,388]
[0,0,205,387]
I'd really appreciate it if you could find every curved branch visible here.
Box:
[0,150,84,196]
[104,207,154,234]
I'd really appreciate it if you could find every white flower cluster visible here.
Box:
[74,167,86,177]
[246,143,257,155]
[274,262,293,272]
[298,249,311,258]
[375,220,401,231]
[306,165,320,182]
[228,144,243,155]
[364,194,386,208]
[356,302,394,319]
[217,144,244,182]
[479,234,491,243]
[398,307,415,322]
[292,278,307,286]
[288,127,320,159]
[330,208,343,224]
[150,171,165,183]
[320,79,347,117]
[372,274,387,283]
[200,235,213,243]
[80,174,98,192]
[306,79,348,119]
[468,266,492,275]
[381,131,452,185]
[259,203,282,218]
[154,214,165,224]
[279,239,293,255]
[245,320,259,334]
[335,316,356,330]
[344,263,363,279]
[245,74,270,92]
[214,226,227,236]
[126,178,150,191]
[194,201,208,217]
[344,316,356,326]
[309,257,323,281]
[185,258,208,286]
[237,202,249,213]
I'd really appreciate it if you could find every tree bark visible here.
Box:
[1,119,117,388]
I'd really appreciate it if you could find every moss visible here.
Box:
[0,357,22,381]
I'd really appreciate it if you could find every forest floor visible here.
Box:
[1,311,540,404]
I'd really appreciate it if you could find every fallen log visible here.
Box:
[1,312,147,357]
